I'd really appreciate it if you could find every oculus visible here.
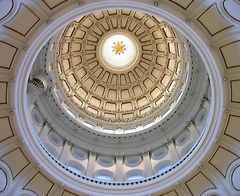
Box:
[100,33,138,71]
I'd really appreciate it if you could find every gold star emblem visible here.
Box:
[112,41,126,55]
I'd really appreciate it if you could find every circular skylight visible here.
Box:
[100,33,138,71]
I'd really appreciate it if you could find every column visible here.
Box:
[39,122,51,140]
[142,152,153,177]
[188,121,200,139]
[59,141,72,162]
[115,156,124,181]
[86,152,96,177]
[168,140,180,163]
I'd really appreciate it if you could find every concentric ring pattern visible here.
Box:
[55,10,187,128]
[2,0,240,195]
[25,8,210,185]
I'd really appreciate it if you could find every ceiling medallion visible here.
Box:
[112,41,126,55]
[99,32,139,71]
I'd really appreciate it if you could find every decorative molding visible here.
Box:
[0,160,13,194]
[0,41,18,70]
[0,116,14,143]
[230,79,240,103]
[23,171,55,196]
[3,3,40,36]
[168,0,194,10]
[42,0,68,10]
[0,81,8,104]
[209,146,239,177]
[160,190,178,196]
[224,114,240,143]
[0,168,8,192]
[231,165,240,191]
[61,190,78,196]
[0,147,30,179]
[219,40,240,69]
[197,3,233,36]
[0,0,14,21]
[226,159,240,192]
[185,171,216,196]
[217,0,240,26]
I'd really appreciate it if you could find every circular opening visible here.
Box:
[99,32,139,71]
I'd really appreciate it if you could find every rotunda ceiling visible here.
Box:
[25,7,211,191]
[3,0,238,195]
[55,10,187,129]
